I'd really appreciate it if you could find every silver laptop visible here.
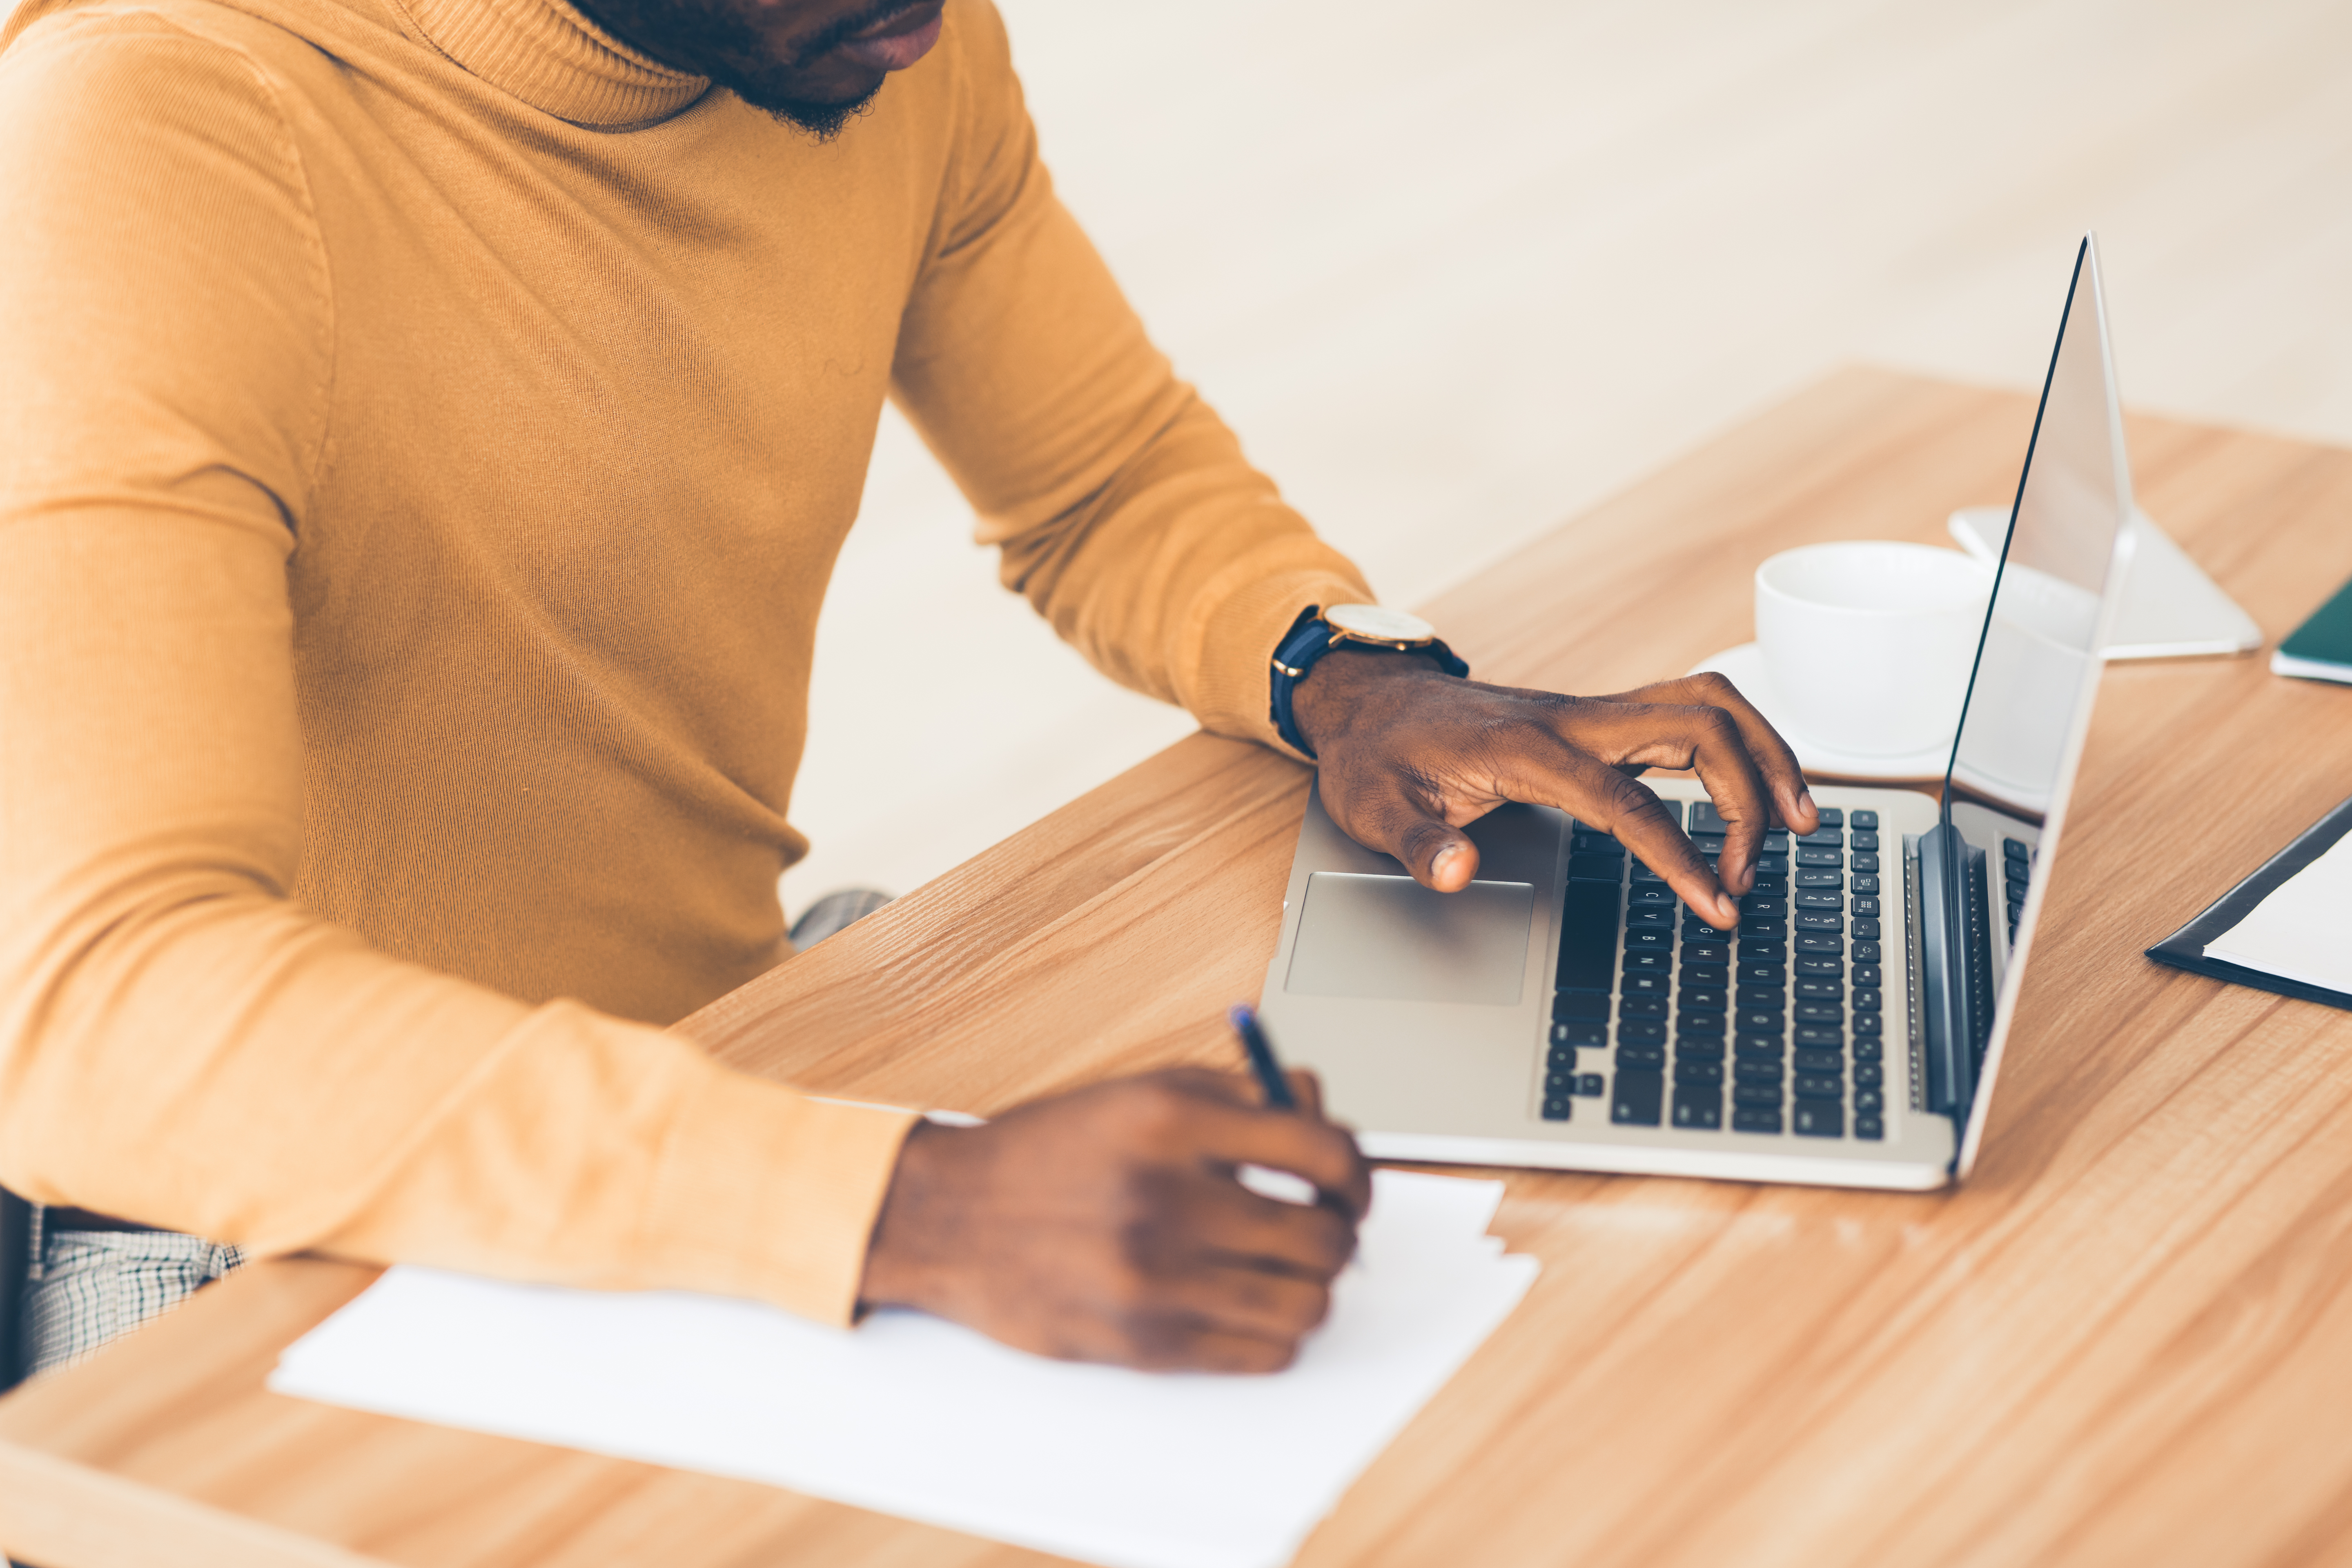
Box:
[1260,235,2139,1190]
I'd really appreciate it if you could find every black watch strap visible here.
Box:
[1268,607,1468,757]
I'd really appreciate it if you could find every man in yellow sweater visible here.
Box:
[0,0,1812,1378]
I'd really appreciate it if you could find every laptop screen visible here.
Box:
[1928,235,2136,1165]
[1943,238,2134,820]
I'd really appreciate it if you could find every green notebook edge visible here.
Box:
[2275,570,2352,679]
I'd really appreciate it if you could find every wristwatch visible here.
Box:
[1269,604,1468,757]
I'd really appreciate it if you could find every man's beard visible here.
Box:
[568,0,885,140]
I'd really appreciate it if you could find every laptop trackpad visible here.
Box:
[1284,873,1534,1006]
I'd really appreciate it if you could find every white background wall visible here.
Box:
[784,0,2352,911]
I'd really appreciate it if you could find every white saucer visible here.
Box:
[1685,644,1950,782]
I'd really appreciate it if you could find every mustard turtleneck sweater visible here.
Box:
[0,0,1370,1322]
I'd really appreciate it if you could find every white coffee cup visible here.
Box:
[1753,542,1992,757]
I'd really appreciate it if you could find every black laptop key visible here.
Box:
[1794,910,1843,933]
[1851,988,1881,1013]
[1682,939,1730,964]
[1610,1069,1665,1126]
[1792,1101,1844,1138]
[1682,962,1730,987]
[1739,920,1790,944]
[1793,1024,1843,1047]
[1626,883,1676,910]
[1732,1106,1784,1134]
[1555,880,1621,990]
[1754,852,1790,874]
[1671,1085,1724,1129]
[1794,1001,1844,1025]
[1851,896,1882,918]
[1617,1040,1666,1067]
[1734,982,1785,1007]
[1679,987,1728,1012]
[1617,1021,1667,1046]
[1552,1019,1607,1045]
[1572,828,1626,855]
[1793,1047,1843,1073]
[1853,1062,1884,1087]
[1731,1084,1784,1110]
[1851,941,1882,963]
[1732,1065,1784,1091]
[1544,1070,1576,1094]
[1575,1073,1606,1096]
[1673,1059,1725,1087]
[1793,845,1842,868]
[1793,890,1841,911]
[1851,1038,1882,1061]
[1543,1098,1572,1121]
[1623,971,1671,997]
[1851,873,1881,894]
[1813,807,1844,828]
[1619,996,1668,1022]
[1792,1072,1843,1099]
[1554,991,1609,1021]
[1690,801,1727,832]
[1736,962,1787,988]
[1850,852,1881,872]
[1675,1033,1725,1057]
[1797,826,1843,846]
[1850,810,1878,829]
[1850,831,1880,851]
[1795,979,1842,1001]
[1852,919,1881,940]
[1853,1087,1885,1113]
[2003,836,2031,863]
[1851,963,1881,985]
[1854,1113,1885,1140]
[1623,949,1673,974]
[1624,927,1674,956]
[1676,1010,1728,1038]
[1628,907,1675,931]
[1568,852,1626,883]
[1734,1012,1786,1038]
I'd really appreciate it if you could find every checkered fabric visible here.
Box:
[21,1209,245,1379]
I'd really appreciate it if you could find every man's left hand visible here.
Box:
[1290,649,1818,929]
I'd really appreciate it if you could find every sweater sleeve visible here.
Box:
[0,11,911,1324]
[890,1,1374,753]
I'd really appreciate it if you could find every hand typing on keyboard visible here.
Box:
[1291,655,1818,928]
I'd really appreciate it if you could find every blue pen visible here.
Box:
[1227,1004,1297,1111]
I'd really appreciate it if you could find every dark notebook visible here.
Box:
[2146,793,2352,1011]
[2273,570,2352,685]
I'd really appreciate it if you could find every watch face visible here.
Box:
[1325,603,1436,643]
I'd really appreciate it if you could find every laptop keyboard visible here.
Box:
[1541,802,1888,1141]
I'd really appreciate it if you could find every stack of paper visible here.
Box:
[2204,827,2352,995]
[270,1169,1539,1568]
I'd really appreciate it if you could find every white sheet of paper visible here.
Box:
[269,1169,1538,1568]
[2203,830,2352,994]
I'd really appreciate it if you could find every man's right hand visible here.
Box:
[857,1069,1371,1373]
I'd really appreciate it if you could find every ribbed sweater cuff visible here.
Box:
[1189,566,1375,762]
[640,1068,918,1326]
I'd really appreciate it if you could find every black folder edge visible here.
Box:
[2145,791,2352,1012]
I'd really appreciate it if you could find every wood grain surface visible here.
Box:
[8,367,2352,1568]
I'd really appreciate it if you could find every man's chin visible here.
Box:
[728,74,885,139]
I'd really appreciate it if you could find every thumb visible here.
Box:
[1332,779,1479,891]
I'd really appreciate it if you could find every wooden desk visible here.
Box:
[9,367,2352,1568]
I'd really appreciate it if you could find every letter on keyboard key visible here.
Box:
[1611,1069,1665,1126]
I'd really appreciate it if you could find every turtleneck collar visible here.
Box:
[397,0,710,127]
